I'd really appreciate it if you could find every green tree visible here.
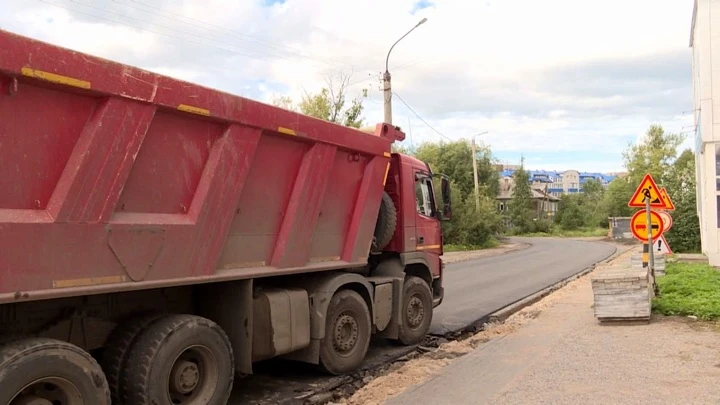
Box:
[410,140,503,246]
[270,95,295,111]
[509,160,534,232]
[611,124,699,252]
[270,71,368,128]
[598,124,685,223]
[413,140,499,200]
[664,149,701,252]
[441,182,503,247]
[555,194,586,230]
[391,143,414,154]
[601,177,635,218]
[580,179,606,226]
[622,124,684,186]
[582,179,604,201]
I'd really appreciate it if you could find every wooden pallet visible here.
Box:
[591,265,652,322]
[630,253,666,276]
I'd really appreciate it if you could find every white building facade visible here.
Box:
[691,0,720,265]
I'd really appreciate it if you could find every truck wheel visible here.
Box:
[319,289,371,375]
[397,276,433,345]
[0,337,110,405]
[373,191,397,251]
[101,312,165,405]
[124,314,234,405]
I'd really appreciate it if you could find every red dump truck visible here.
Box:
[0,29,452,404]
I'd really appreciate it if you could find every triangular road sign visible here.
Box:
[628,173,669,208]
[655,234,673,255]
[659,188,675,211]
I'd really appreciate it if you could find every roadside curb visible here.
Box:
[486,244,632,325]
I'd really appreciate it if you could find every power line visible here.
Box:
[392,91,451,141]
[39,0,279,61]
[40,0,377,77]
[119,0,369,71]
[79,0,331,64]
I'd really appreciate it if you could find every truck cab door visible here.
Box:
[413,172,442,254]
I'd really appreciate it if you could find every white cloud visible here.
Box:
[0,0,696,171]
[11,4,159,58]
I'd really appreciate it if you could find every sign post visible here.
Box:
[646,193,654,272]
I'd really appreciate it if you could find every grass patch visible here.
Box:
[652,262,720,321]
[444,238,500,252]
[520,227,608,238]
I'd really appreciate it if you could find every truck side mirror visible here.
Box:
[440,176,452,221]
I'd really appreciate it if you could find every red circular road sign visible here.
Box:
[657,211,673,231]
[630,210,664,241]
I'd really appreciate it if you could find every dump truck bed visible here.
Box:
[0,29,402,304]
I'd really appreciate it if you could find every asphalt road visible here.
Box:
[231,237,617,404]
[430,237,617,335]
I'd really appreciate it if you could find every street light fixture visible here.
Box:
[472,131,489,210]
[383,18,428,125]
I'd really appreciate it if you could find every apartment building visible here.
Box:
[498,168,616,197]
[690,0,720,265]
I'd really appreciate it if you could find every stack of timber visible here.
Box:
[591,263,653,322]
[630,253,666,276]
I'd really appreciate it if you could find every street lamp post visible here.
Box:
[472,131,489,210]
[383,18,428,125]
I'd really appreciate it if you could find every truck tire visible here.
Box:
[101,312,165,405]
[124,314,234,405]
[319,289,372,375]
[397,276,433,345]
[0,337,111,405]
[373,191,397,251]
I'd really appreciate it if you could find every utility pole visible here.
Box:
[383,71,393,124]
[408,117,413,150]
[472,131,489,211]
[472,138,480,211]
[383,18,428,124]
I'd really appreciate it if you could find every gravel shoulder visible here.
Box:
[339,247,720,405]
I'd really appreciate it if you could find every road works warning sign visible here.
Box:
[627,173,672,210]
[658,187,675,211]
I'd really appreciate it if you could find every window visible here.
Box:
[415,174,436,217]
[716,143,720,184]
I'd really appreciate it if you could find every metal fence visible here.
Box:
[608,217,632,239]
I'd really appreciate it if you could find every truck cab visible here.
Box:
[382,153,450,306]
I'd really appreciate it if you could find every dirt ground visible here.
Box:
[332,247,720,405]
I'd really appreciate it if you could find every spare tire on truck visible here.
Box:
[373,191,397,251]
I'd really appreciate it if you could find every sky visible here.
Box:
[0,0,696,173]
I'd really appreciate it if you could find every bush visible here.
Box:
[528,218,552,233]
[442,183,502,248]
[555,194,586,230]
